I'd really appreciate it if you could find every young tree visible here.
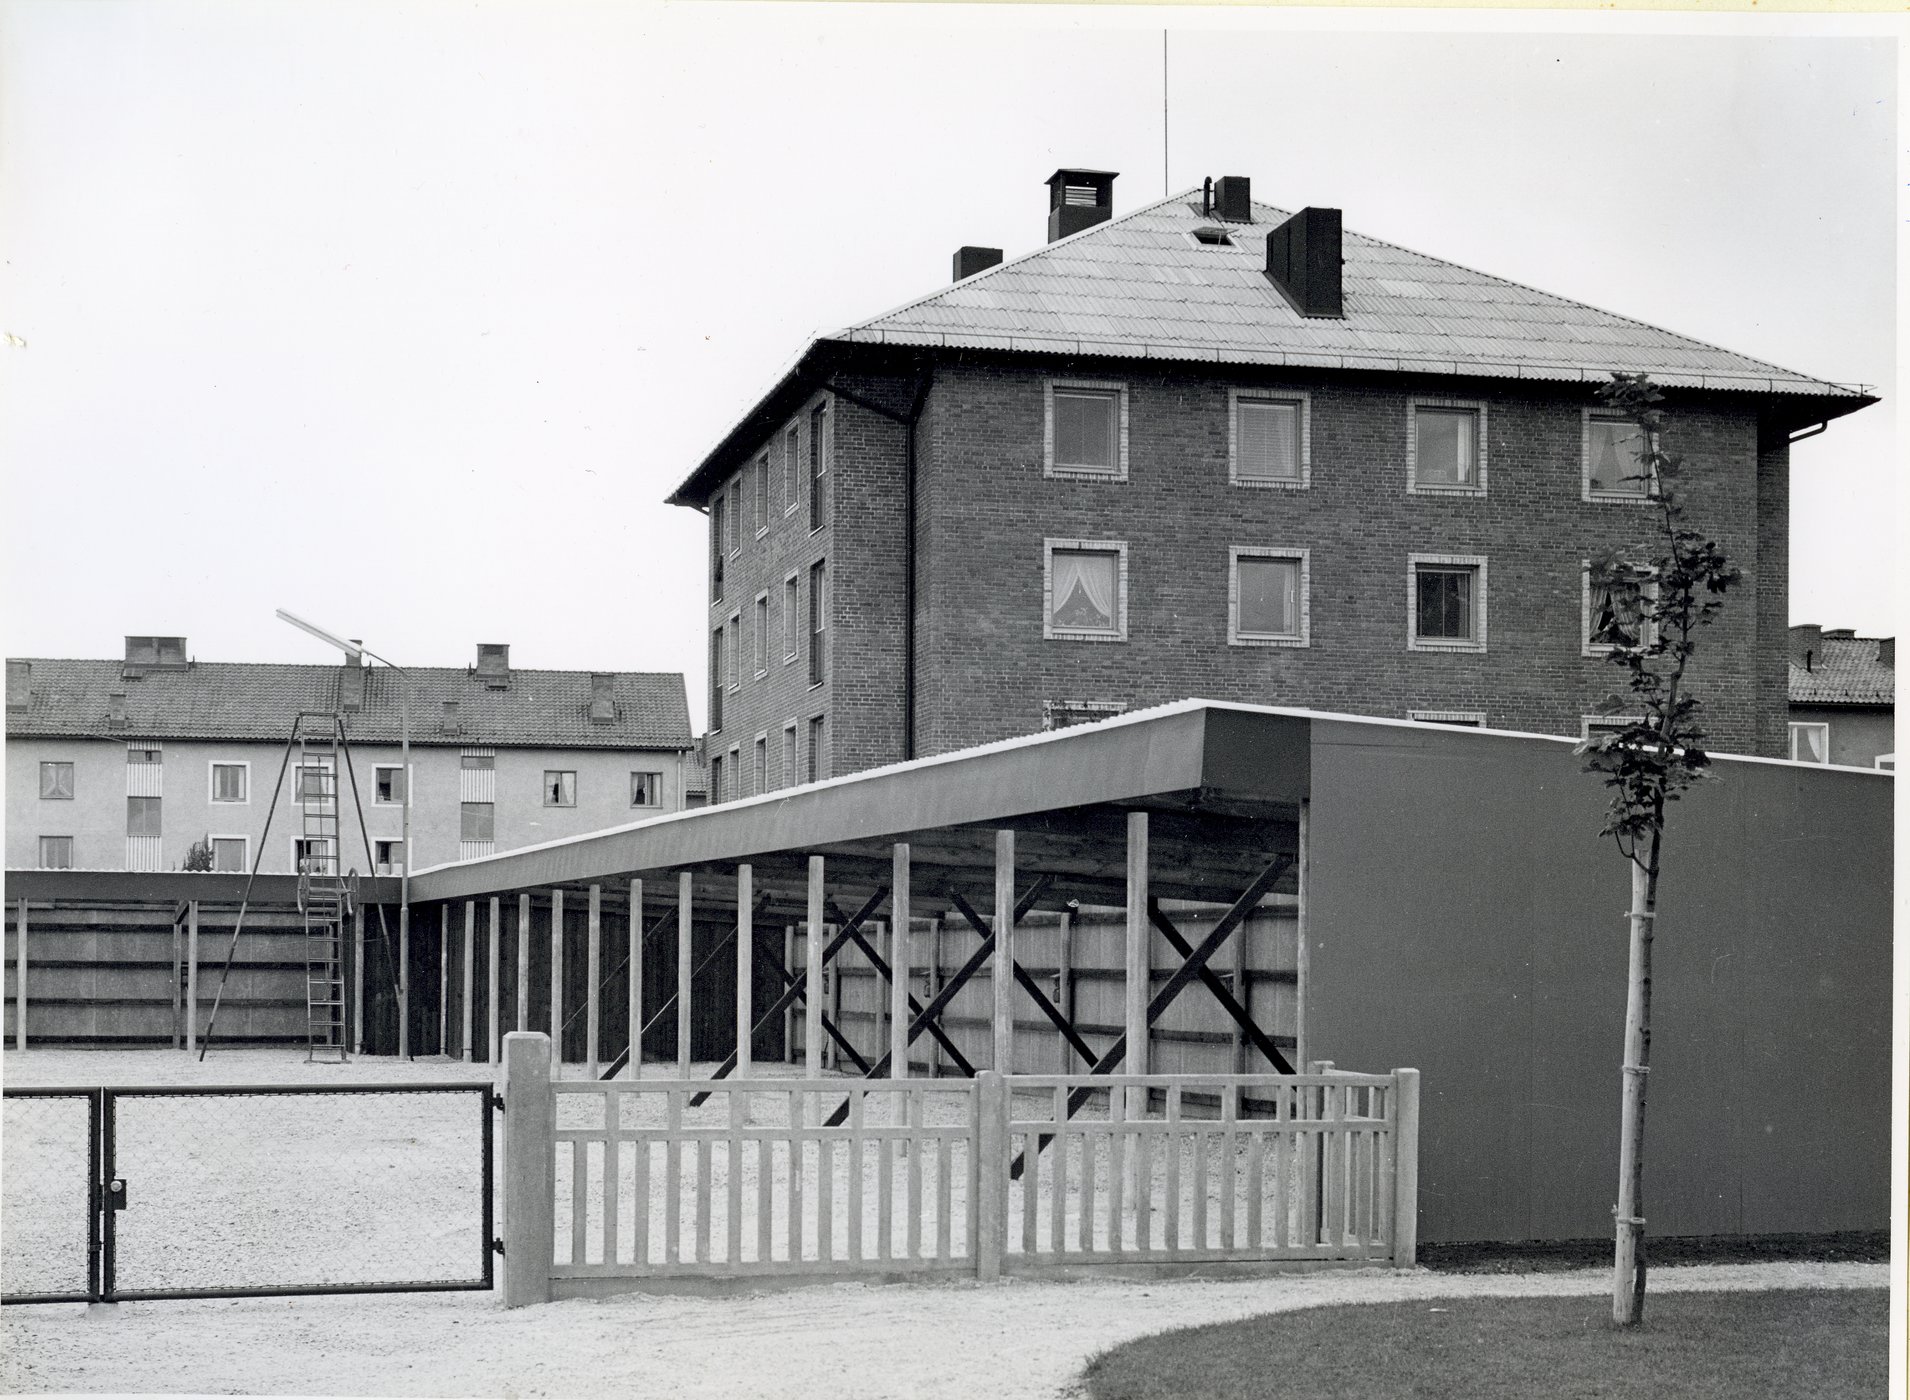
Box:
[1577,372,1741,1327]
[181,839,215,873]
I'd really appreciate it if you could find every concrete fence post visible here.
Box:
[501,1032,554,1308]
[1392,1067,1420,1268]
[975,1069,1007,1281]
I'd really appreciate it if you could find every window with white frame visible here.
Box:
[1407,399,1487,495]
[294,836,335,873]
[754,454,770,535]
[374,765,407,804]
[40,761,74,800]
[1789,722,1830,764]
[1408,709,1486,727]
[543,770,576,807]
[783,426,801,516]
[375,839,404,875]
[709,754,724,805]
[1230,548,1309,646]
[1045,381,1127,480]
[1408,555,1487,652]
[754,593,769,676]
[806,715,826,783]
[808,403,829,532]
[1584,565,1657,654]
[783,574,799,661]
[1230,390,1309,487]
[39,836,73,869]
[460,802,495,842]
[1584,411,1655,501]
[295,759,335,805]
[210,762,248,803]
[727,481,741,556]
[781,722,797,787]
[210,836,247,873]
[1044,539,1127,641]
[808,560,826,685]
[728,744,742,796]
[754,734,768,792]
[728,614,741,691]
[630,771,662,808]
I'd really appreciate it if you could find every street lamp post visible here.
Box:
[276,608,412,1059]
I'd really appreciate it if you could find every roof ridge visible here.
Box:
[1303,201,1858,396]
[831,185,1211,340]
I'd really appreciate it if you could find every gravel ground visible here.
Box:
[2,1050,1887,1398]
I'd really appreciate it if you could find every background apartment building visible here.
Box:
[7,638,695,873]
[672,170,1874,794]
[1787,624,1895,769]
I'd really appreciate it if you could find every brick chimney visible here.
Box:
[1265,207,1343,319]
[1878,638,1894,668]
[108,690,128,728]
[339,657,366,713]
[1789,623,1823,670]
[475,643,510,689]
[1046,169,1117,243]
[952,246,1003,282]
[6,659,28,713]
[589,674,616,723]
[1213,175,1252,223]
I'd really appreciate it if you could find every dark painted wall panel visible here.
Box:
[1305,717,1891,1243]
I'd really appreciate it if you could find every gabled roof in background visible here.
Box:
[671,188,1871,506]
[839,191,1866,396]
[6,659,696,749]
[1790,635,1896,707]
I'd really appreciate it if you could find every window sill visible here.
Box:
[1409,638,1487,654]
[1231,475,1308,491]
[1046,629,1128,644]
[1044,466,1127,483]
[808,680,826,691]
[1231,634,1308,649]
[755,528,769,540]
[1584,490,1657,505]
[754,669,769,681]
[1406,483,1486,498]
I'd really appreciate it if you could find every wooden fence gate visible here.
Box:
[499,1035,1418,1304]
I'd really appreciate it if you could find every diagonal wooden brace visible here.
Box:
[946,889,1098,1069]
[825,897,973,1077]
[1148,898,1295,1075]
[683,885,890,1102]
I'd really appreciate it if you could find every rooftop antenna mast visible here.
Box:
[1162,31,1170,197]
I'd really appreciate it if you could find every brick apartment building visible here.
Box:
[7,638,695,872]
[669,170,1875,796]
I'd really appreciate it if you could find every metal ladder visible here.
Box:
[295,713,350,1063]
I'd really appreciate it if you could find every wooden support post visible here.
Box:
[826,941,842,1071]
[352,903,365,1056]
[975,1069,1006,1280]
[185,901,198,1054]
[500,1032,554,1308]
[891,844,910,1079]
[439,903,450,1057]
[487,896,501,1064]
[10,900,39,1050]
[627,879,644,1080]
[736,865,753,1078]
[516,893,531,1033]
[992,829,1015,1074]
[1295,800,1311,1071]
[399,902,410,1059]
[1125,812,1149,1082]
[463,900,476,1062]
[1393,1068,1421,1267]
[586,885,602,1079]
[782,923,796,1065]
[928,916,943,1077]
[1231,902,1250,1074]
[676,872,694,1074]
[805,857,824,1086]
[1057,907,1074,1073]
[171,912,183,1049]
[549,890,565,1075]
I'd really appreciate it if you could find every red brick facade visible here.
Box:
[701,352,1791,791]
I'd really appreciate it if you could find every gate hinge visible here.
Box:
[491,1238,506,1256]
[490,1092,506,1112]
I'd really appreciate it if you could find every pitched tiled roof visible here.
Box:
[6,658,695,749]
[1790,637,1896,707]
[837,191,1868,398]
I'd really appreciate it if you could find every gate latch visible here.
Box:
[105,1179,128,1212]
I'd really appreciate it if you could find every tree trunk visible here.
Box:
[1612,842,1659,1325]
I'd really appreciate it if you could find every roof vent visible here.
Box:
[1264,207,1343,319]
[339,657,366,713]
[953,246,1003,282]
[108,690,128,729]
[1789,624,1823,671]
[6,659,29,713]
[589,673,617,724]
[475,642,510,689]
[440,699,463,734]
[1190,226,1233,247]
[1213,175,1251,223]
[1045,168,1117,243]
[124,635,189,673]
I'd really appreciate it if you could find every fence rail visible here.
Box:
[501,1034,1419,1304]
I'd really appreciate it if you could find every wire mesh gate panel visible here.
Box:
[1,1090,100,1303]
[1002,1073,1407,1270]
[3,1083,494,1304]
[550,1078,978,1285]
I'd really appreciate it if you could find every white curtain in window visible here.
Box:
[1590,419,1647,493]
[1794,726,1829,764]
[1052,550,1117,630]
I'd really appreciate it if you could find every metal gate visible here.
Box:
[2,1082,496,1304]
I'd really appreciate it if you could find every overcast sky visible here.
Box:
[1,4,1896,726]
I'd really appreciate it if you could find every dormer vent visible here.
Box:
[1264,206,1344,319]
[1190,226,1233,247]
[475,642,510,689]
[1214,175,1252,223]
[589,673,616,723]
[1045,168,1117,243]
[123,635,188,673]
[6,659,29,713]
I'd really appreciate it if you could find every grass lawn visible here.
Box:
[1080,1288,1886,1400]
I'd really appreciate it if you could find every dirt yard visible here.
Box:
[1,1049,1886,1399]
